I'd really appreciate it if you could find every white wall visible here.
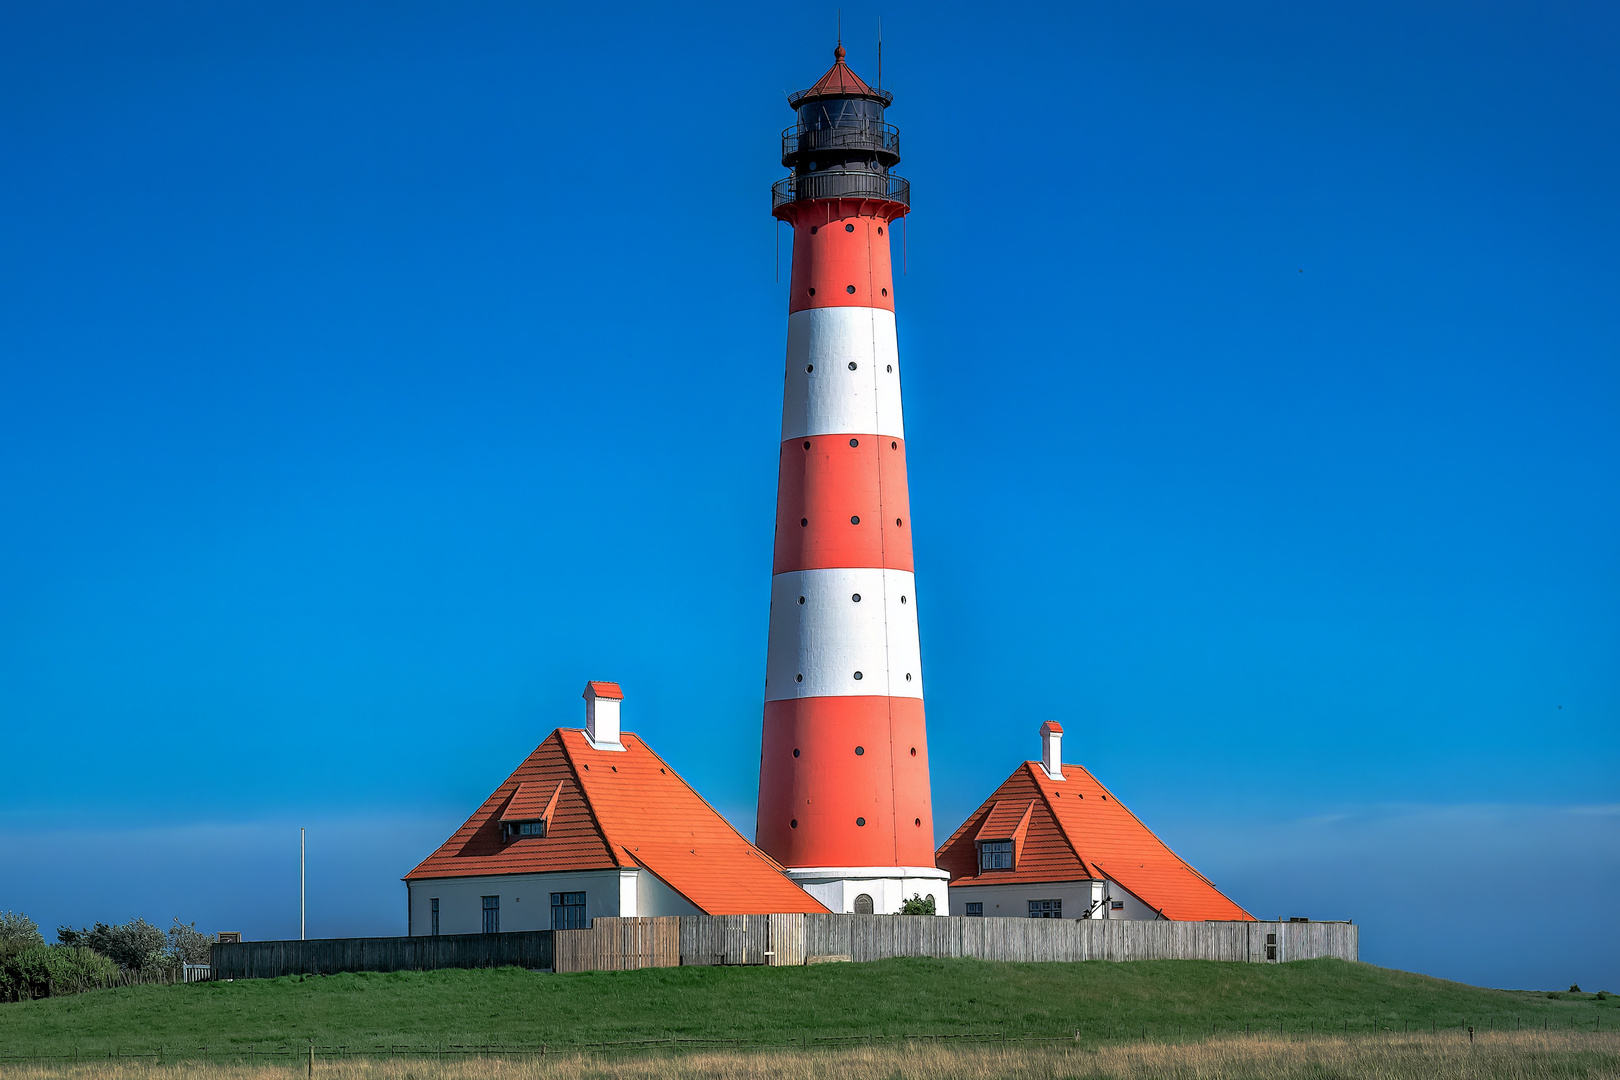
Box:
[947,878,1158,921]
[408,867,699,935]
[791,871,948,915]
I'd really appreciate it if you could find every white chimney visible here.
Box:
[1040,721,1064,780]
[583,680,625,751]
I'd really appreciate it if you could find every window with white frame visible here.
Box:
[1029,899,1061,919]
[979,840,1013,871]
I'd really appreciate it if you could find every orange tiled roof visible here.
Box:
[499,780,561,822]
[936,761,1252,921]
[583,681,623,700]
[406,729,829,916]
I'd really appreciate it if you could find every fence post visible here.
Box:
[308,1042,314,1080]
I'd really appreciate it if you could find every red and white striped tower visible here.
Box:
[755,46,949,915]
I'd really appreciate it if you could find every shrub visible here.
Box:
[168,918,215,965]
[899,894,937,916]
[1570,984,1582,993]
[0,912,45,965]
[57,918,169,974]
[0,946,119,1002]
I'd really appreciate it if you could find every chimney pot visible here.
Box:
[583,681,626,751]
[1039,720,1064,780]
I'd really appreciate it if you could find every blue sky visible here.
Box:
[1,1,1615,991]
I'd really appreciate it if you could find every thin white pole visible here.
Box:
[300,827,306,941]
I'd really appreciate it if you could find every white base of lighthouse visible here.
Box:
[785,865,951,916]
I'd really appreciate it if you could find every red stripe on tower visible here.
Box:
[756,44,949,915]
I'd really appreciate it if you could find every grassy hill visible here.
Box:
[0,958,1613,1057]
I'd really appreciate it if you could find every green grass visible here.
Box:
[0,959,1613,1056]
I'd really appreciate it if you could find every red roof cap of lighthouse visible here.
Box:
[789,44,892,107]
[936,760,1253,921]
[583,681,623,700]
[406,728,829,915]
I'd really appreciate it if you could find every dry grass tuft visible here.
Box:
[2,1031,1617,1080]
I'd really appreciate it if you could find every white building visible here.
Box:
[405,682,828,934]
[935,723,1253,922]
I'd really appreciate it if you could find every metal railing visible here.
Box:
[781,120,900,164]
[772,171,910,210]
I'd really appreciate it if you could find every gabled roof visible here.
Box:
[583,681,623,700]
[406,729,829,916]
[789,45,892,108]
[936,761,1252,921]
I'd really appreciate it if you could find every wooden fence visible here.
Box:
[554,917,679,973]
[211,930,552,980]
[211,917,1352,979]
[548,915,1354,972]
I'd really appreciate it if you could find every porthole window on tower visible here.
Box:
[790,819,798,828]
[845,223,854,232]
[891,440,897,448]
[798,595,805,604]
[855,746,865,755]
[848,361,857,370]
[882,289,889,297]
[808,287,816,295]
[849,438,858,447]
[877,227,884,235]
[900,594,908,603]
[856,817,866,827]
[906,673,912,681]
[851,593,861,602]
[846,285,856,294]
[850,515,860,524]
[853,671,863,680]
[810,226,819,234]
[793,748,800,757]
[910,747,917,756]
[795,674,803,682]
[804,440,811,448]
[915,817,922,825]
[801,518,808,526]
[805,365,813,373]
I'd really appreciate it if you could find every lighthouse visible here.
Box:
[755,45,950,915]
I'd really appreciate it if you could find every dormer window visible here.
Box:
[503,820,546,841]
[978,839,1013,871]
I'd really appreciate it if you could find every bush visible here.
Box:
[57,918,169,974]
[167,918,215,965]
[1569,984,1582,993]
[0,912,45,965]
[0,946,119,1002]
[899,894,937,916]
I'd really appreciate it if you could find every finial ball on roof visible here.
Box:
[834,44,845,61]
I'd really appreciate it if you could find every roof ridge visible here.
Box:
[555,729,629,869]
[1020,761,1093,877]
